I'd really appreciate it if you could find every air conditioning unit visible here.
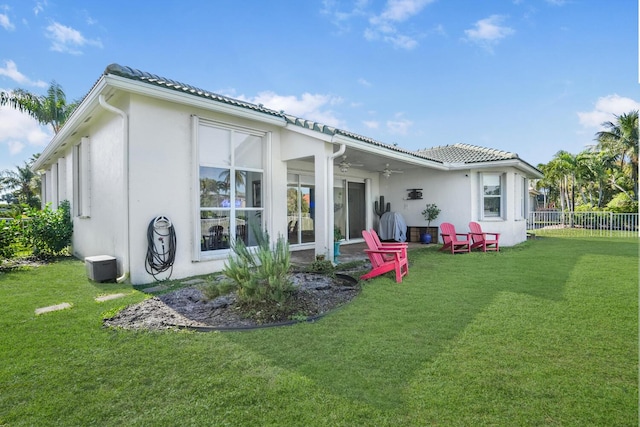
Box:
[85,255,117,282]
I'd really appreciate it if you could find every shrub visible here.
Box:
[0,219,19,259]
[23,201,73,257]
[605,193,638,213]
[218,227,293,305]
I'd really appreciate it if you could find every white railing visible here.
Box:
[528,211,639,237]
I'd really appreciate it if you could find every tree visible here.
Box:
[0,81,77,134]
[595,110,639,200]
[0,160,41,209]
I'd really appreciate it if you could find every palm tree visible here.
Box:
[0,81,77,134]
[596,110,639,200]
[0,160,41,208]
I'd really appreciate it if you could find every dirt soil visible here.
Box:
[104,272,360,331]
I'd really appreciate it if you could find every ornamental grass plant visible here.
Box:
[0,235,637,426]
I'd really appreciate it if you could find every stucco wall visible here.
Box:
[71,98,126,270]
[372,166,528,246]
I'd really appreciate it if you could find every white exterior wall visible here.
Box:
[71,99,126,270]
[373,168,470,243]
[125,95,291,284]
[370,166,528,246]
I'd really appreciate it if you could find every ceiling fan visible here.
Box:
[381,163,403,179]
[337,155,363,173]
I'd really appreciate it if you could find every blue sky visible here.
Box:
[0,0,638,173]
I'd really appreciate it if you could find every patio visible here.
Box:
[289,241,427,265]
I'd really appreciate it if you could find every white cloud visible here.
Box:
[379,0,434,22]
[321,0,369,33]
[577,94,640,128]
[34,1,46,16]
[234,91,346,128]
[0,60,47,87]
[387,113,413,135]
[363,120,379,129]
[45,21,103,54]
[0,105,52,158]
[365,0,434,50]
[464,15,514,51]
[357,77,372,87]
[0,13,15,31]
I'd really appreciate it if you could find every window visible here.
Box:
[73,137,91,217]
[48,163,58,208]
[196,119,264,255]
[481,173,503,219]
[518,175,527,219]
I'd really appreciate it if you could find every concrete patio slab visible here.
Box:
[35,302,72,315]
[95,293,128,302]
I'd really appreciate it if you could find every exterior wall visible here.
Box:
[374,167,471,243]
[71,97,127,270]
[125,94,290,284]
[371,166,528,246]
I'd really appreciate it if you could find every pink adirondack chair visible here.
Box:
[439,222,471,254]
[369,229,408,261]
[469,222,500,252]
[361,230,408,283]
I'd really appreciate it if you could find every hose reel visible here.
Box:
[145,216,176,281]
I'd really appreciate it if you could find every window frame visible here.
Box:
[480,172,504,220]
[73,137,91,218]
[192,116,266,261]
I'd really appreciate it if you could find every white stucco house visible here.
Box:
[32,64,543,284]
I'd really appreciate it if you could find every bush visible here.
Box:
[606,193,638,213]
[23,201,73,257]
[0,219,19,259]
[215,227,293,306]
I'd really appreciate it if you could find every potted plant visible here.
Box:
[420,203,441,244]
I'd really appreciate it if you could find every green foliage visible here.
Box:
[309,258,335,276]
[23,200,73,257]
[221,227,293,305]
[334,225,344,241]
[606,192,638,213]
[0,219,19,259]
[421,203,441,225]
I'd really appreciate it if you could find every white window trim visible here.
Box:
[480,172,505,221]
[73,137,91,218]
[191,115,268,262]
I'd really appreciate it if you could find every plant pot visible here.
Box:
[334,241,341,256]
[420,232,432,244]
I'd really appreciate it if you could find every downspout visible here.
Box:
[98,94,130,283]
[327,144,346,260]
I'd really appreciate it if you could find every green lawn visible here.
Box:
[0,236,637,426]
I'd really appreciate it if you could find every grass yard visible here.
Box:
[0,236,637,426]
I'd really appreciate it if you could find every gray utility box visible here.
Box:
[85,255,117,282]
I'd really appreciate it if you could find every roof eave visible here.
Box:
[446,159,543,178]
[103,74,287,127]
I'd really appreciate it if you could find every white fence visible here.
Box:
[528,211,638,237]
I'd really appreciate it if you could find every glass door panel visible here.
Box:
[347,182,366,240]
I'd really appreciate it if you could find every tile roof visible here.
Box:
[102,64,532,169]
[416,143,519,164]
[104,64,429,161]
